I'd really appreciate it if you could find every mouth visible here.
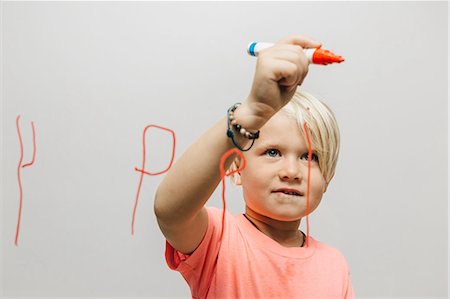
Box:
[272,188,303,197]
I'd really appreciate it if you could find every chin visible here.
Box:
[267,211,304,222]
[271,203,320,221]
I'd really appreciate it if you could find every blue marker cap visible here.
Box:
[247,42,258,56]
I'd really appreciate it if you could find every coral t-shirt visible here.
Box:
[165,207,354,299]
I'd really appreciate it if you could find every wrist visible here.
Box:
[233,100,275,131]
[226,103,260,152]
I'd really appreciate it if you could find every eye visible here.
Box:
[264,148,281,158]
[301,152,319,162]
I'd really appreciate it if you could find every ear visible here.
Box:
[234,172,242,185]
[323,182,328,193]
[233,157,243,186]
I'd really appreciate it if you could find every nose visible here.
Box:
[278,157,303,181]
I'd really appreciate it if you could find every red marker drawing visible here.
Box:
[198,148,246,290]
[303,121,313,248]
[132,124,176,235]
[15,115,37,246]
[247,42,345,65]
[219,148,246,242]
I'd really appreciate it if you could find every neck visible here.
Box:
[244,207,304,248]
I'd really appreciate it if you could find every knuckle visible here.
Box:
[300,55,309,66]
[294,45,304,53]
[288,63,298,74]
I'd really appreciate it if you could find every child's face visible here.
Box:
[237,111,327,222]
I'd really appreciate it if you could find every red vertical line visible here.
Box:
[15,115,24,246]
[303,122,312,248]
[22,121,36,168]
[132,125,176,235]
[219,148,246,243]
[206,148,245,297]
[220,177,227,241]
[131,124,148,236]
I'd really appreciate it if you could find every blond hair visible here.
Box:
[229,90,340,185]
[281,90,340,184]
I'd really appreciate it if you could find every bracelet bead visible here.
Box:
[226,103,260,152]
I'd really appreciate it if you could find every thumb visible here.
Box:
[276,35,322,49]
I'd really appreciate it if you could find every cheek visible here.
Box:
[240,170,262,190]
[240,161,267,183]
[310,169,327,194]
[240,167,271,200]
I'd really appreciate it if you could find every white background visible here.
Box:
[1,2,448,298]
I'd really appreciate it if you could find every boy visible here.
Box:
[154,35,354,298]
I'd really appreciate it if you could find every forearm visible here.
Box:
[154,115,249,226]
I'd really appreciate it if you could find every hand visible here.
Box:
[235,35,322,131]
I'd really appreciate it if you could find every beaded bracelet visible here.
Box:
[226,103,260,152]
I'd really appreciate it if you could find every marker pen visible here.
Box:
[247,42,345,65]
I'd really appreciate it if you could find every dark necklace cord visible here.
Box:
[243,214,306,247]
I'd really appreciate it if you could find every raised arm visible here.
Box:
[154,35,321,254]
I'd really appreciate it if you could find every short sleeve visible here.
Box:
[164,207,225,298]
[344,269,355,299]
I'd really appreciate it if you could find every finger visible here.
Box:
[271,60,299,87]
[266,46,310,78]
[269,44,305,54]
[260,44,308,65]
[267,49,302,64]
[276,35,322,49]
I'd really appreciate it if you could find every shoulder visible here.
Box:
[310,237,351,271]
[205,206,237,227]
[205,206,225,219]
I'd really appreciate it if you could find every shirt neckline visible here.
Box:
[236,213,316,259]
